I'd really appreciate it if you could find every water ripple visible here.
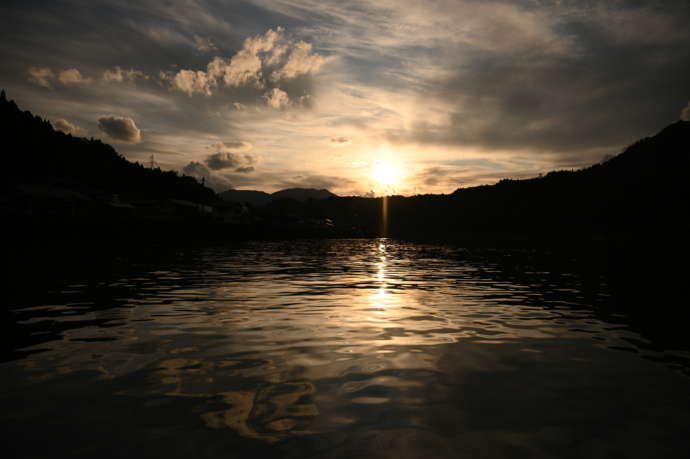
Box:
[3,239,690,458]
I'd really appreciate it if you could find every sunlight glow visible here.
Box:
[371,160,401,186]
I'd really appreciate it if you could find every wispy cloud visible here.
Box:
[27,66,54,88]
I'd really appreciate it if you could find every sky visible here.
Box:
[2,0,689,195]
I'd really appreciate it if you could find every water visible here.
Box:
[3,239,690,458]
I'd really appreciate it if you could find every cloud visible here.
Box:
[53,119,86,136]
[165,27,328,97]
[7,0,690,195]
[331,136,351,146]
[27,66,54,88]
[410,165,538,191]
[276,173,355,190]
[182,161,232,192]
[204,141,257,172]
[382,3,690,159]
[413,167,456,187]
[58,68,88,84]
[166,69,216,96]
[193,35,216,52]
[28,67,90,86]
[270,41,327,81]
[205,153,255,171]
[214,140,252,151]
[264,87,290,109]
[682,102,690,121]
[103,66,147,82]
[97,116,142,143]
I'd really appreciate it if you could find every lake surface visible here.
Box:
[3,239,690,458]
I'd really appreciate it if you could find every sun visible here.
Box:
[371,160,401,186]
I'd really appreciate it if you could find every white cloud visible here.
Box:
[58,68,89,84]
[264,88,290,109]
[27,66,54,88]
[167,27,328,96]
[169,69,216,96]
[271,41,327,81]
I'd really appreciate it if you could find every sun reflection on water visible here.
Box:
[5,240,689,457]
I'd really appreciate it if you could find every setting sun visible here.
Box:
[371,160,402,186]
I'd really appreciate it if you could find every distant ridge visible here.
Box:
[219,189,271,206]
[3,87,688,248]
[270,188,337,202]
[221,187,337,205]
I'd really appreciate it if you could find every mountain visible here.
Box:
[4,87,688,249]
[220,187,337,205]
[219,189,271,206]
[244,120,689,244]
[1,90,217,207]
[270,188,337,202]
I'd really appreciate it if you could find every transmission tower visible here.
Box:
[147,154,159,169]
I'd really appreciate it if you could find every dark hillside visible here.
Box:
[1,90,216,206]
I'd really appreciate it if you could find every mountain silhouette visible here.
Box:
[270,188,337,202]
[221,187,337,206]
[237,119,689,245]
[220,189,272,206]
[1,90,217,209]
[3,88,688,248]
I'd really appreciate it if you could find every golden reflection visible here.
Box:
[155,356,318,442]
[201,381,318,442]
[371,239,398,312]
[381,195,388,237]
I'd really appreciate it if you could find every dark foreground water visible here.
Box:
[3,239,690,458]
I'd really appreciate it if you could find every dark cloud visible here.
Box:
[391,2,690,165]
[330,136,351,145]
[181,161,232,192]
[217,140,252,150]
[205,153,243,171]
[411,166,540,191]
[215,170,355,192]
[204,142,257,172]
[275,173,355,190]
[205,152,257,172]
[414,167,456,187]
[97,116,142,143]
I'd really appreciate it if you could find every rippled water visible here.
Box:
[3,239,690,458]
